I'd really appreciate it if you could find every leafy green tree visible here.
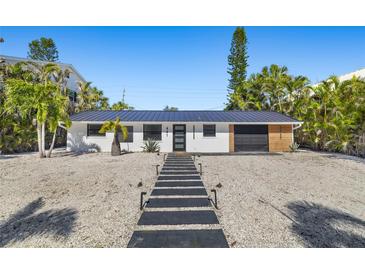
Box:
[224,63,365,156]
[0,62,38,153]
[75,82,110,112]
[75,81,92,112]
[97,90,110,110]
[163,105,178,111]
[4,63,70,158]
[111,101,134,110]
[99,117,128,156]
[28,37,59,62]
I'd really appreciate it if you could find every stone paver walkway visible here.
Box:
[127,154,228,248]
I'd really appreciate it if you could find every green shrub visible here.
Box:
[141,139,160,153]
[289,142,300,152]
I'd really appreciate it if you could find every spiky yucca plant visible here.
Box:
[99,116,128,156]
[141,138,160,153]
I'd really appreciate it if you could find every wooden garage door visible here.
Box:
[234,125,268,152]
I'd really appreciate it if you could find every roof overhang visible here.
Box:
[72,120,303,125]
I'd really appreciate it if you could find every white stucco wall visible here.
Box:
[186,123,229,153]
[67,122,230,153]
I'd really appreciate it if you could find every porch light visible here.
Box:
[166,127,168,136]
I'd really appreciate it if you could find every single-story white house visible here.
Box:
[67,110,302,153]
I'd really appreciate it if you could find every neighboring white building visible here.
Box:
[0,54,86,101]
[338,68,365,81]
[67,110,302,153]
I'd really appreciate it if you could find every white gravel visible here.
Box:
[0,151,163,247]
[1,149,364,248]
[199,150,365,247]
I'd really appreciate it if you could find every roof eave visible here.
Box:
[71,120,303,124]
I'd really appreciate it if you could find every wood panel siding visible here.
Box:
[229,124,234,152]
[268,125,293,152]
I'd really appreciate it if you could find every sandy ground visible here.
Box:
[200,150,365,247]
[0,151,162,247]
[1,149,364,248]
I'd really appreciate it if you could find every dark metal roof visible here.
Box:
[70,110,301,123]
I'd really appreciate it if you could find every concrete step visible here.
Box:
[155,181,204,187]
[151,188,207,196]
[146,198,210,208]
[127,229,229,248]
[160,171,199,175]
[137,210,219,225]
[158,175,201,181]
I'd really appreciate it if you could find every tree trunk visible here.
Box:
[37,123,43,158]
[111,133,121,156]
[41,122,46,158]
[47,128,57,158]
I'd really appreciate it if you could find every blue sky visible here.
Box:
[1,26,365,110]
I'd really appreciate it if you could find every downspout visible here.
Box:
[292,123,303,146]
[293,123,302,130]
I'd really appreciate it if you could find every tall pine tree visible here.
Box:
[27,37,59,62]
[227,27,248,91]
[226,27,249,110]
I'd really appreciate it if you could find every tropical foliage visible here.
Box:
[74,82,110,112]
[226,64,365,157]
[3,62,71,158]
[111,101,134,110]
[0,58,132,155]
[163,105,178,111]
[98,117,128,156]
[141,139,160,153]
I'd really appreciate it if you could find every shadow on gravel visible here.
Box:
[321,153,365,165]
[0,197,78,247]
[0,155,18,160]
[287,201,365,247]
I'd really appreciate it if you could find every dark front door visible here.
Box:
[173,124,186,151]
[234,125,268,152]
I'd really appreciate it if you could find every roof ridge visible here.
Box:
[0,54,72,66]
[0,54,87,83]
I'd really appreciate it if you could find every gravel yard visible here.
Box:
[0,151,163,247]
[1,150,364,248]
[200,150,365,247]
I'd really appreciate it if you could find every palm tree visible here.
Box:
[75,81,92,112]
[4,62,70,158]
[111,101,134,110]
[98,117,128,156]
